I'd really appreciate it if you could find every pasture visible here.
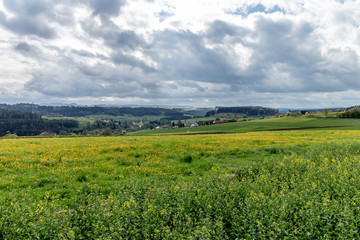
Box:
[131,115,360,135]
[1,129,360,238]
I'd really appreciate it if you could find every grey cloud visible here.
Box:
[71,50,108,61]
[83,21,153,72]
[243,16,360,93]
[77,65,103,77]
[23,51,161,99]
[177,81,207,92]
[111,51,156,72]
[150,30,239,84]
[26,75,106,97]
[14,42,41,58]
[7,1,360,107]
[26,73,161,99]
[83,17,147,50]
[0,0,57,38]
[71,50,97,59]
[147,16,360,95]
[3,0,51,16]
[104,30,146,50]
[0,0,78,38]
[206,20,248,43]
[14,42,32,52]
[90,0,126,18]
[3,16,56,38]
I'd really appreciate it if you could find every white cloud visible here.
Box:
[0,0,358,107]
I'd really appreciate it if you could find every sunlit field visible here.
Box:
[131,116,360,135]
[2,130,360,238]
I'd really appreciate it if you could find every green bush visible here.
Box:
[180,154,193,163]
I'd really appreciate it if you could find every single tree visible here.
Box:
[324,109,329,118]
[177,119,183,127]
[101,127,112,136]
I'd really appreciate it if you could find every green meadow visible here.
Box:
[1,117,360,238]
[131,115,360,135]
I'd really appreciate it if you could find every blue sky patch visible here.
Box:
[228,4,286,17]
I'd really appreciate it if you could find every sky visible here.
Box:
[0,0,359,108]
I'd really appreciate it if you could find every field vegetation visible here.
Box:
[1,128,360,238]
[132,115,360,135]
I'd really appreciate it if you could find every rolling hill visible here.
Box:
[130,116,360,135]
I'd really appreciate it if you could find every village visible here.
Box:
[155,118,249,130]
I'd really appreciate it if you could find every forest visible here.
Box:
[205,106,279,117]
[0,103,193,119]
[0,109,78,136]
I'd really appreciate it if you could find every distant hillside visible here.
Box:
[0,103,203,120]
[0,109,78,136]
[131,114,360,136]
[205,106,278,117]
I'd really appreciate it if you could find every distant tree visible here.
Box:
[205,110,217,117]
[177,119,183,127]
[323,109,329,118]
[339,107,360,118]
[141,123,153,130]
[160,119,170,126]
[101,128,112,136]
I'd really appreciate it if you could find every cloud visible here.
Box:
[106,30,145,50]
[111,51,156,73]
[3,0,51,16]
[89,0,126,18]
[13,42,43,59]
[0,0,359,107]
[88,0,126,16]
[0,15,56,39]
[205,20,248,43]
[244,14,360,93]
[0,0,57,38]
[148,29,241,84]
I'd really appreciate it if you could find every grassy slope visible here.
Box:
[131,116,360,135]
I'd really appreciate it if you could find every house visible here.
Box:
[300,110,309,115]
[190,122,199,127]
[198,121,206,126]
[183,122,191,127]
[100,119,111,124]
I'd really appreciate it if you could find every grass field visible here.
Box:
[131,115,360,135]
[45,113,182,126]
[1,126,360,238]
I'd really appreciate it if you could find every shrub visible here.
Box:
[101,128,113,136]
[180,154,193,163]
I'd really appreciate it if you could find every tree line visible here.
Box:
[0,109,78,136]
[0,103,193,119]
[205,106,279,117]
[339,106,360,118]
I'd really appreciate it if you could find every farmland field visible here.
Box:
[2,129,360,238]
[131,115,360,135]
